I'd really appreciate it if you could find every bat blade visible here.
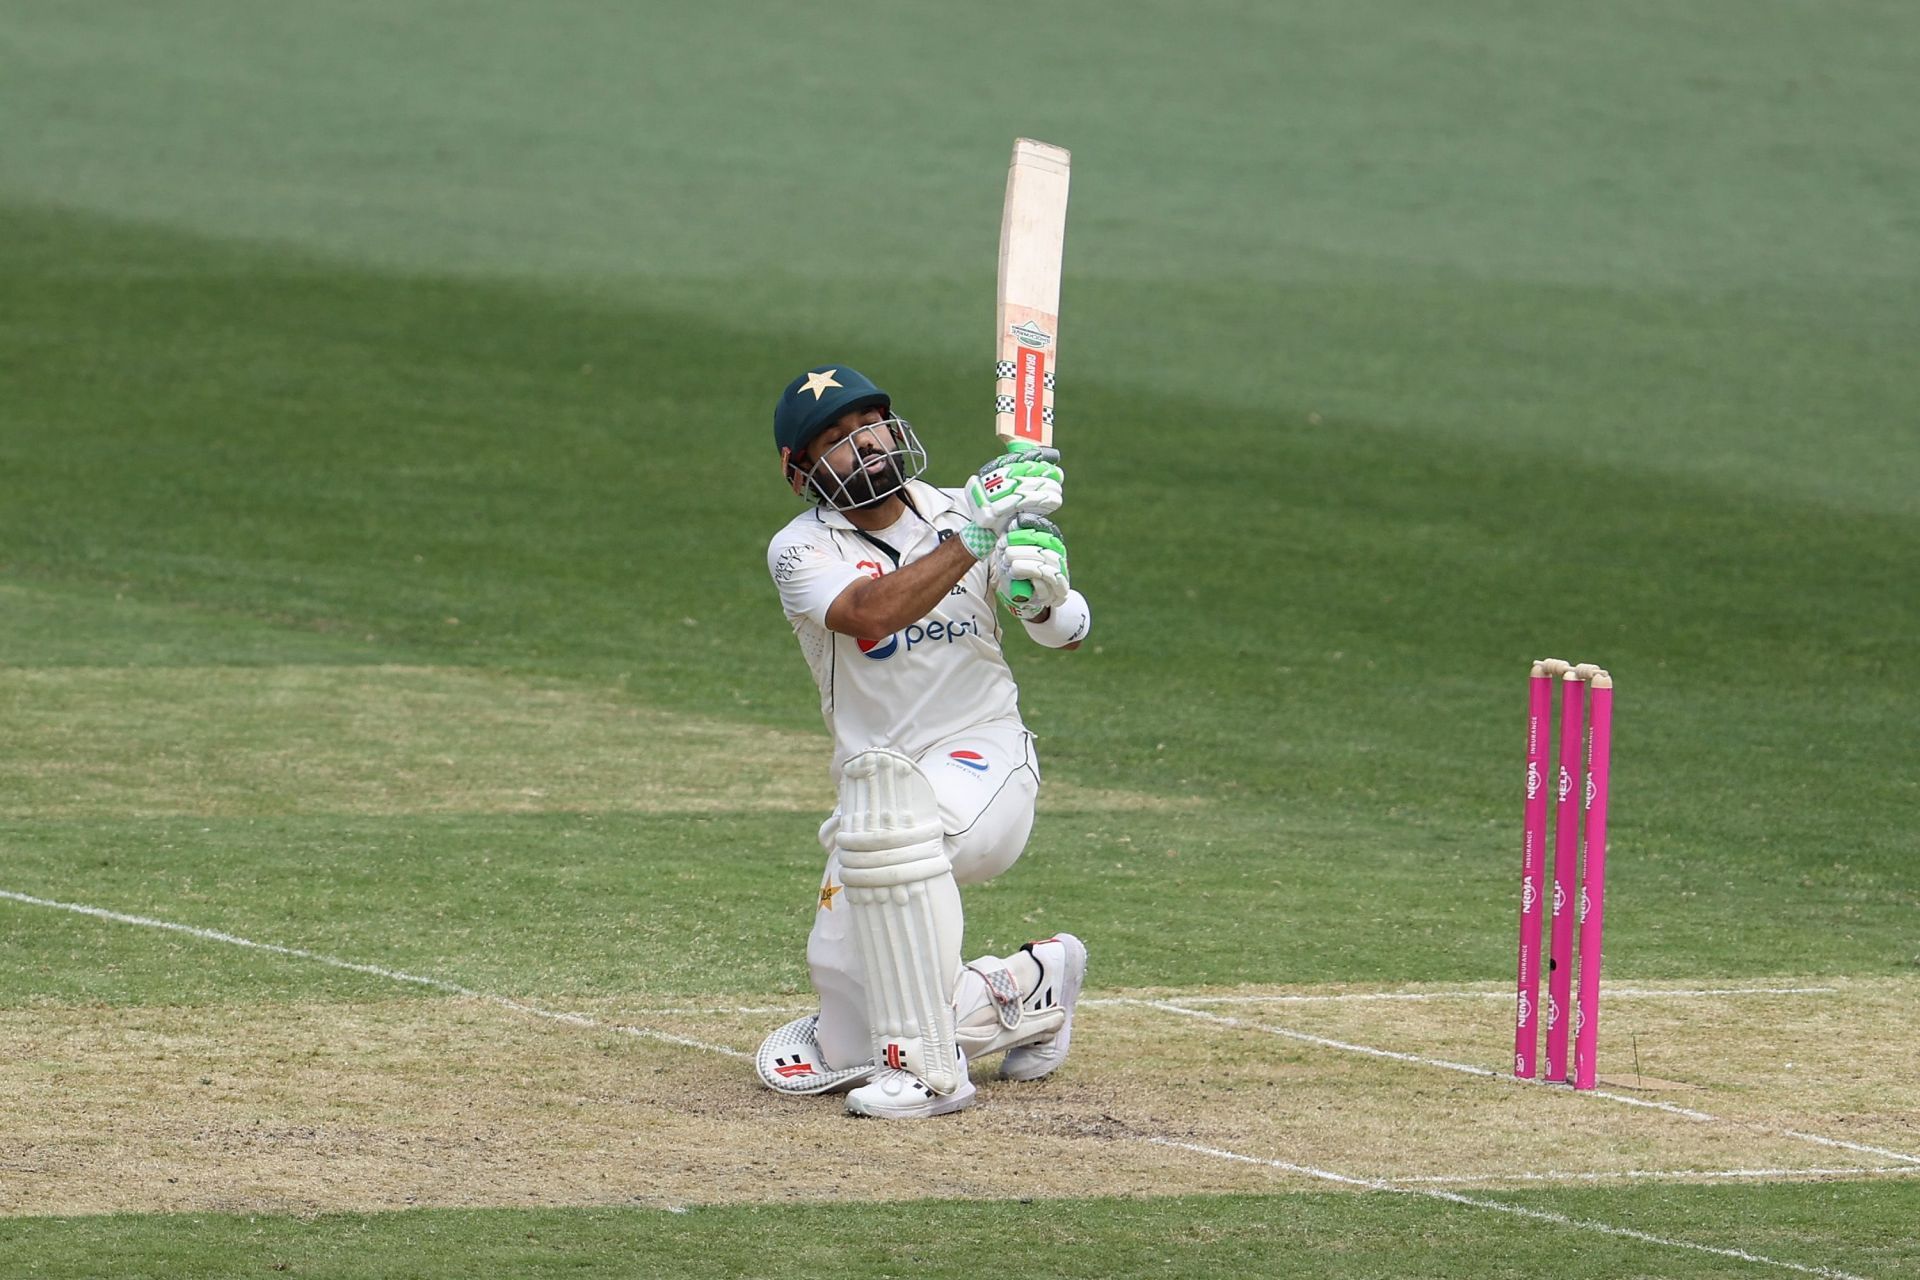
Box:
[995,138,1070,448]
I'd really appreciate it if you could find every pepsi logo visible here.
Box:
[948,750,990,773]
[858,635,900,660]
[855,617,981,661]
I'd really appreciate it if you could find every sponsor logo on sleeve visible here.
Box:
[773,545,811,584]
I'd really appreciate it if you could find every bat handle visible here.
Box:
[989,436,1046,608]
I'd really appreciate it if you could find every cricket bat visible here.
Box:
[994,138,1071,603]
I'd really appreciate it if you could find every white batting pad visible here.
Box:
[836,749,965,1096]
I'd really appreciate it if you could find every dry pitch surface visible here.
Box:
[5,973,1916,1218]
[5,663,1916,1217]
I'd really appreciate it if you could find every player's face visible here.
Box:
[792,401,929,511]
[809,407,903,482]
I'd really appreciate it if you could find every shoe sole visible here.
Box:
[999,932,1087,1082]
[845,1079,977,1119]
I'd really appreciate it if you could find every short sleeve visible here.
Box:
[768,530,867,627]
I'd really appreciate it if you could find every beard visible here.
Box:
[840,452,908,509]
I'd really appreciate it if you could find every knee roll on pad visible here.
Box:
[837,749,965,1095]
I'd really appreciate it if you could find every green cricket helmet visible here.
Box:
[774,365,890,456]
[772,365,928,508]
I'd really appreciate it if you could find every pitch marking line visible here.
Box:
[1130,999,1920,1167]
[1150,1139,1871,1280]
[637,988,1830,1020]
[1086,985,1841,1007]
[0,889,746,1060]
[1387,1166,1920,1187]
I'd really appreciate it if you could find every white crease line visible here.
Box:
[1128,998,1715,1118]
[1780,1132,1920,1166]
[0,889,747,1060]
[607,1004,814,1018]
[1386,1165,1920,1186]
[1126,999,1920,1164]
[1150,1139,1871,1280]
[1085,985,1841,1007]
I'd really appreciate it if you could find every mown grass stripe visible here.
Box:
[1149,1139,1872,1280]
[1388,1167,1920,1187]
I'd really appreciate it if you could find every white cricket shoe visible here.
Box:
[999,933,1088,1082]
[844,1067,977,1119]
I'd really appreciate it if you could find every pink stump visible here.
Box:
[1573,674,1614,1091]
[1514,663,1553,1078]
[1545,669,1585,1083]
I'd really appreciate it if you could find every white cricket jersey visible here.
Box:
[767,479,1025,782]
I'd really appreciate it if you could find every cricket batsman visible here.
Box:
[753,364,1091,1119]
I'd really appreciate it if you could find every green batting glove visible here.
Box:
[995,514,1070,619]
[962,444,1064,543]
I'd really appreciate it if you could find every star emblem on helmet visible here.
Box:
[797,369,841,401]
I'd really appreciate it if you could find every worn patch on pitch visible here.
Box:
[2,978,1913,1217]
[0,997,1274,1217]
[0,665,1183,818]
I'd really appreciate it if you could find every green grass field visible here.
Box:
[4,2,1918,1276]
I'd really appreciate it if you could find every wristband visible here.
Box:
[959,522,996,559]
[1020,589,1091,649]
